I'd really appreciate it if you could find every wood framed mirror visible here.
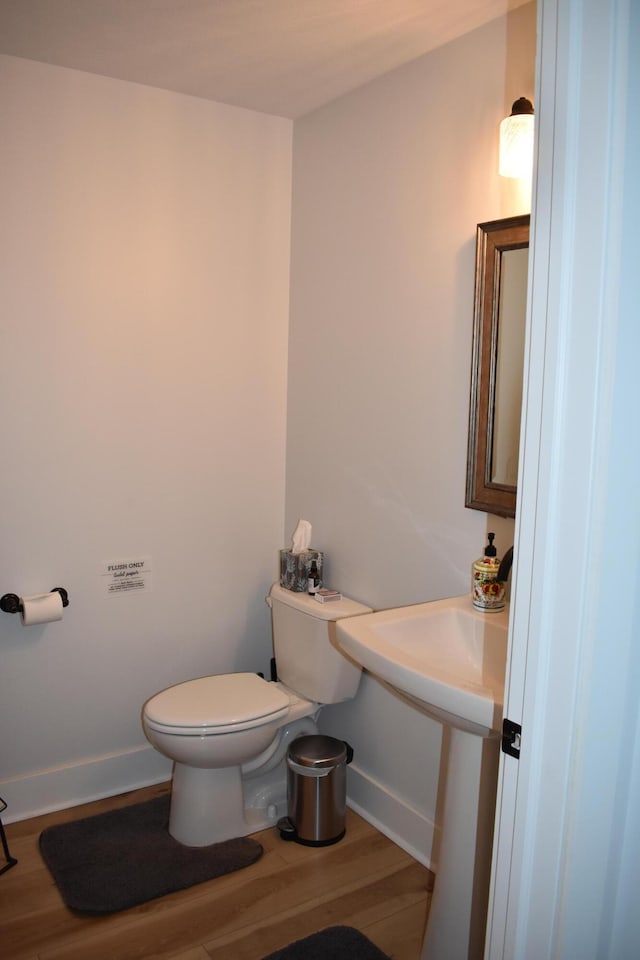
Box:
[466,214,530,518]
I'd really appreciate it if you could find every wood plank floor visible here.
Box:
[1,782,433,959]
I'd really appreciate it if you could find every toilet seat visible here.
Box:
[143,672,290,736]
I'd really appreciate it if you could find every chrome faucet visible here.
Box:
[497,546,514,582]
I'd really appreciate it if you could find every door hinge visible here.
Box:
[502,718,522,759]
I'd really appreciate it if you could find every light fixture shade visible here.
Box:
[499,98,535,179]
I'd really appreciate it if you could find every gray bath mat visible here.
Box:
[262,925,391,959]
[39,794,263,914]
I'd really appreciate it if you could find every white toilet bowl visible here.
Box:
[142,584,372,847]
[142,672,318,846]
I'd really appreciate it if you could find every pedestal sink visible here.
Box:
[336,594,509,960]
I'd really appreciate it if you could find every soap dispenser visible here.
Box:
[472,533,506,611]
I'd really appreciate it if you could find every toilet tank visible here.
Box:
[268,584,372,703]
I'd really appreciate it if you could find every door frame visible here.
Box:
[486,0,637,957]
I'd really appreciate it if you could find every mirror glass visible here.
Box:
[466,215,529,518]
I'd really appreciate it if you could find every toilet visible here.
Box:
[142,583,371,846]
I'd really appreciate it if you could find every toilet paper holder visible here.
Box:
[0,587,69,615]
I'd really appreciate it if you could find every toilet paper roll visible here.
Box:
[20,592,64,626]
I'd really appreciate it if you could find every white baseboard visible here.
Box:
[346,761,437,871]
[0,745,172,823]
[1,747,438,875]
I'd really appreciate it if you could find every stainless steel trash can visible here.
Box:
[281,735,353,846]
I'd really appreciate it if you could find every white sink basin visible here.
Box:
[336,594,509,736]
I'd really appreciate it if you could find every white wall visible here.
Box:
[0,4,536,841]
[0,56,292,818]
[286,3,536,864]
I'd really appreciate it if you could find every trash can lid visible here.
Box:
[288,734,348,768]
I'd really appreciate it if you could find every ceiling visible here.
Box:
[0,1,526,118]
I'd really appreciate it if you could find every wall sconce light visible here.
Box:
[499,97,535,178]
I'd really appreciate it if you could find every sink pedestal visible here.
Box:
[421,726,500,960]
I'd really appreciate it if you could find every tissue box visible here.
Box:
[279,549,324,592]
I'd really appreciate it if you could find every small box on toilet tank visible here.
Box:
[279,549,324,592]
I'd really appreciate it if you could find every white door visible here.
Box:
[486,1,640,958]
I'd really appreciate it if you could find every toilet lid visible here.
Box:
[144,673,290,729]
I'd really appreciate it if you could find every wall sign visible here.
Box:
[101,557,152,596]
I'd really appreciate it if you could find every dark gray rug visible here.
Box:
[39,794,263,914]
[262,926,391,959]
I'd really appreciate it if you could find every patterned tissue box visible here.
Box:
[279,550,323,592]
